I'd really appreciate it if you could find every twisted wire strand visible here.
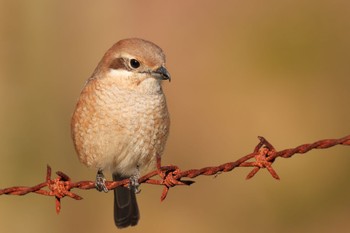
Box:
[1,135,349,213]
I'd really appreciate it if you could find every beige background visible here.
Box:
[1,1,350,232]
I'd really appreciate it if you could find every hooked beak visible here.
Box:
[151,66,171,82]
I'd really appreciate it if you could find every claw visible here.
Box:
[129,175,141,194]
[129,167,141,194]
[95,169,109,193]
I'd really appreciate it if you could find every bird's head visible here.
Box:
[91,38,171,94]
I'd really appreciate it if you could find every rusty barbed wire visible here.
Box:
[1,135,349,213]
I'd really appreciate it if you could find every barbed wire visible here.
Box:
[1,135,349,213]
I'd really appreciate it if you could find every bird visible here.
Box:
[71,38,171,228]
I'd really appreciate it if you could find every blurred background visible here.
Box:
[1,1,349,232]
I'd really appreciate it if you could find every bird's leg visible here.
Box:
[156,156,165,179]
[129,166,141,194]
[95,169,109,193]
[156,156,161,172]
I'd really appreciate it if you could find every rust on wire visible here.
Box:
[1,135,349,212]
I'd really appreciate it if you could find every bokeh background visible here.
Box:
[1,1,349,232]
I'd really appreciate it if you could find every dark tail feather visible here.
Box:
[112,173,139,228]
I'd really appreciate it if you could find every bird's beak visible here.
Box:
[152,66,171,82]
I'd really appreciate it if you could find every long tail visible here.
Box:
[112,173,140,228]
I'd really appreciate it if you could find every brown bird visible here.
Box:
[71,38,170,228]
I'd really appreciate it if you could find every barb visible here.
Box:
[1,135,349,212]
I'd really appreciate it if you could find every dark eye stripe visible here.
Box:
[109,58,128,70]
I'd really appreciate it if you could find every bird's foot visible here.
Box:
[129,168,141,194]
[95,169,109,193]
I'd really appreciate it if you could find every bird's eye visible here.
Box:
[130,59,140,69]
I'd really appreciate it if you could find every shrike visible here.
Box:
[71,38,170,228]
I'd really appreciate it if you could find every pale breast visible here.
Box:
[71,77,170,176]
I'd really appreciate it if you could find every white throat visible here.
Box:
[107,69,163,95]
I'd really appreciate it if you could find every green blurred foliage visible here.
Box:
[0,1,349,233]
